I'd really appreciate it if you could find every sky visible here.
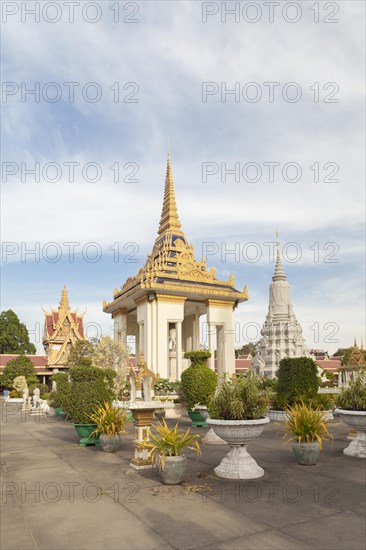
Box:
[1,0,365,354]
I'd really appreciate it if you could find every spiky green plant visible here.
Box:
[208,373,271,420]
[282,401,332,450]
[142,420,201,469]
[90,402,127,437]
[336,370,366,411]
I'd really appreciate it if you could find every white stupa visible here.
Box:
[252,233,309,378]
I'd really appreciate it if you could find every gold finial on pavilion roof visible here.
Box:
[361,339,364,351]
[59,285,70,311]
[354,337,358,348]
[156,147,184,239]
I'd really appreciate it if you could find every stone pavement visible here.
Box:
[1,401,365,550]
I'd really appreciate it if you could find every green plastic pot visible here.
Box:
[55,407,62,417]
[74,424,100,447]
[188,410,208,427]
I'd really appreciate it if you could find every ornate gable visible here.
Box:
[43,286,85,366]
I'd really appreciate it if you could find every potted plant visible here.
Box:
[336,370,366,458]
[58,366,116,447]
[270,357,319,421]
[90,402,127,452]
[282,401,333,465]
[207,373,271,479]
[181,350,216,427]
[142,420,201,484]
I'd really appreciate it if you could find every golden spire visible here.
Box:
[361,339,364,351]
[156,147,184,239]
[59,285,70,311]
[354,337,358,348]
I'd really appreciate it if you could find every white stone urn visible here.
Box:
[338,410,366,458]
[207,417,270,479]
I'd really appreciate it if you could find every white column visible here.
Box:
[138,322,144,357]
[208,323,215,371]
[193,306,200,349]
[176,321,183,379]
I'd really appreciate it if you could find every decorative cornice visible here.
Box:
[134,295,148,306]
[206,299,235,309]
[111,308,128,318]
[155,293,187,304]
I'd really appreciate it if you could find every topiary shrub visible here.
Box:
[184,350,211,367]
[181,351,216,410]
[49,373,69,408]
[277,357,319,404]
[61,366,116,424]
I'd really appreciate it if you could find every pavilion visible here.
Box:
[103,151,248,380]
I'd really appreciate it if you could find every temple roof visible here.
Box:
[344,340,366,368]
[43,286,84,340]
[104,152,248,310]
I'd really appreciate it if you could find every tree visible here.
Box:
[1,356,37,387]
[235,342,258,358]
[92,336,129,399]
[67,340,95,368]
[0,310,36,354]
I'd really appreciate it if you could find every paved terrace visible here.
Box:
[1,401,365,550]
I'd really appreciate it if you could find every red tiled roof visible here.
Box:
[0,354,48,367]
[213,358,252,372]
[316,359,342,371]
[45,311,84,338]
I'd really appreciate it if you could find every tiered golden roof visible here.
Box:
[104,151,248,309]
[345,339,366,368]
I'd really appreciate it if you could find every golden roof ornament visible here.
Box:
[156,147,184,240]
[103,150,249,307]
[59,285,70,311]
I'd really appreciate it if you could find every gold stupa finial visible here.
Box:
[156,147,184,239]
[361,338,364,351]
[354,337,358,348]
[59,285,70,311]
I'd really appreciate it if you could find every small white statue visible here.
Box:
[32,387,41,409]
[22,387,29,411]
[169,328,176,351]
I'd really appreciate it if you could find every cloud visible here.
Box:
[1,0,365,354]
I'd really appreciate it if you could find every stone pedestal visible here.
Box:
[338,410,366,458]
[130,408,155,470]
[202,428,226,445]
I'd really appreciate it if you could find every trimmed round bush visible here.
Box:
[53,366,116,424]
[181,351,216,409]
[277,357,319,404]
